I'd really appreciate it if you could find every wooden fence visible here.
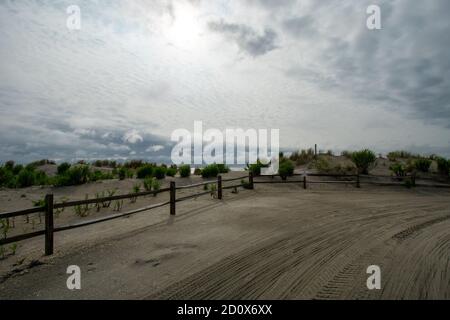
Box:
[1,172,449,256]
[0,174,250,255]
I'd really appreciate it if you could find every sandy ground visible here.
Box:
[0,181,449,300]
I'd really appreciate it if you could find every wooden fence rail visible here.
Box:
[0,174,251,254]
[1,171,449,255]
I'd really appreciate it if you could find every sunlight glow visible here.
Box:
[164,3,203,49]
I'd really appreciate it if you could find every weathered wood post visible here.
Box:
[170,181,176,216]
[356,174,360,188]
[303,175,307,189]
[314,144,317,159]
[217,175,223,200]
[411,172,416,187]
[44,194,54,255]
[249,172,254,190]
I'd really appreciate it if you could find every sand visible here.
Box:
[0,180,449,300]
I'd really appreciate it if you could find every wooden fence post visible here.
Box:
[44,194,54,256]
[170,181,176,216]
[303,175,307,189]
[249,172,254,190]
[356,174,360,188]
[217,175,222,200]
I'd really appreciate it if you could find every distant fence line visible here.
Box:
[0,172,449,256]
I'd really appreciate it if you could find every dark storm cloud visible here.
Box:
[0,123,174,164]
[281,0,450,127]
[208,19,278,57]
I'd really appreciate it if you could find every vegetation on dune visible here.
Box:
[279,159,294,180]
[289,148,315,165]
[54,165,91,186]
[92,160,117,168]
[166,167,177,177]
[152,166,166,179]
[436,157,450,176]
[387,150,413,161]
[0,161,50,188]
[414,158,432,173]
[350,149,376,174]
[246,159,268,176]
[308,156,356,175]
[389,163,407,177]
[143,177,153,191]
[136,165,153,179]
[2,149,448,190]
[179,164,191,178]
[201,164,220,178]
[151,179,161,193]
[217,164,230,174]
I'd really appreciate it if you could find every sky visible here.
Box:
[0,0,450,163]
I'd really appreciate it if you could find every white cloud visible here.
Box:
[146,145,165,152]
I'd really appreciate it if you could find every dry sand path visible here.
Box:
[0,184,449,299]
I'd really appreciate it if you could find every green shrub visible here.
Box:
[34,170,49,185]
[166,167,177,177]
[136,165,153,179]
[179,165,191,178]
[389,163,406,177]
[89,170,113,182]
[126,168,134,179]
[143,177,153,191]
[16,168,36,188]
[12,164,23,175]
[246,159,268,176]
[0,165,48,188]
[201,164,219,178]
[436,157,450,176]
[118,167,127,180]
[55,165,90,186]
[414,158,432,173]
[279,160,294,180]
[153,166,166,179]
[217,164,230,174]
[193,168,202,175]
[0,167,14,187]
[351,149,376,174]
[151,179,161,194]
[57,162,71,175]
[133,183,141,193]
[93,160,102,167]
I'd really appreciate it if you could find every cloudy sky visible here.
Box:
[1,0,449,163]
